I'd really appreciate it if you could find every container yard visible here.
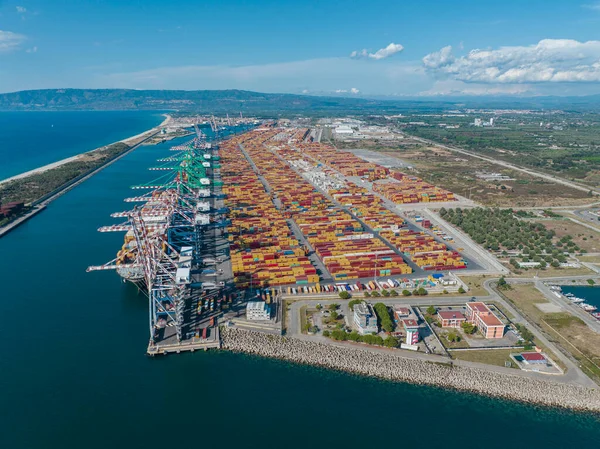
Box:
[87,123,478,353]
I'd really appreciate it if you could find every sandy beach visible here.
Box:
[0,114,172,186]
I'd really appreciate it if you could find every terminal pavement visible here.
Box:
[284,278,598,389]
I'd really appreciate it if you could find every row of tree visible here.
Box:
[323,329,398,347]
[373,303,394,333]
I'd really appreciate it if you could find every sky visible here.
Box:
[2,0,600,97]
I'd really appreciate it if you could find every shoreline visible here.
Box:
[0,116,170,237]
[0,114,171,186]
[220,327,600,413]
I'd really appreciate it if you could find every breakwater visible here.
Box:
[221,327,600,412]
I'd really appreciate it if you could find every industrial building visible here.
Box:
[246,301,271,321]
[353,302,378,335]
[438,310,466,328]
[466,302,505,339]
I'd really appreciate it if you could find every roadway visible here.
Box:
[284,278,598,389]
[404,133,600,197]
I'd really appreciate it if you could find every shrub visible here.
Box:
[363,291,371,297]
[339,291,351,300]
[389,289,399,297]
[458,286,466,294]
[381,289,390,297]
[402,289,411,296]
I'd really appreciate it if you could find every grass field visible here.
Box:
[450,349,518,368]
[500,283,600,382]
[536,219,600,253]
[458,275,491,296]
[374,144,591,207]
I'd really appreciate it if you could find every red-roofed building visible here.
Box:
[437,310,466,328]
[521,352,547,364]
[402,319,419,345]
[466,302,505,339]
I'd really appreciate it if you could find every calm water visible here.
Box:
[562,285,600,308]
[0,111,164,180]
[0,135,599,448]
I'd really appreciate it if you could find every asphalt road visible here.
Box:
[285,277,598,388]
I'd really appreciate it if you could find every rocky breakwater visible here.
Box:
[221,327,600,412]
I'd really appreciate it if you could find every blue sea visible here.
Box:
[0,123,598,448]
[561,285,600,308]
[0,110,164,180]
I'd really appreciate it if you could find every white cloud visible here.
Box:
[92,57,428,95]
[350,87,360,94]
[582,2,600,11]
[423,39,600,83]
[16,6,27,13]
[0,30,26,52]
[350,42,404,60]
[26,46,37,53]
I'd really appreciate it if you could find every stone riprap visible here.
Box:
[220,327,600,412]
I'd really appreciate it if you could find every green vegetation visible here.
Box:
[402,289,411,296]
[0,142,130,205]
[440,207,578,268]
[403,114,600,183]
[461,322,477,334]
[348,299,362,310]
[325,329,398,348]
[426,305,437,316]
[446,331,461,343]
[587,279,596,285]
[457,286,466,294]
[373,303,394,333]
[338,291,350,300]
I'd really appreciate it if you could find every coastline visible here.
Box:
[221,327,600,413]
[0,113,171,186]
[0,114,170,237]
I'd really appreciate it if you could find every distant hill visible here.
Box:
[0,89,406,115]
[1,88,598,114]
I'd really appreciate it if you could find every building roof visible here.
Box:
[521,352,546,361]
[402,319,419,329]
[468,302,504,326]
[478,313,504,327]
[247,301,267,311]
[468,302,490,313]
[394,306,411,316]
[438,310,466,320]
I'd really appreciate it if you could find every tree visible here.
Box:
[373,303,394,333]
[315,304,322,310]
[322,330,330,337]
[497,276,510,290]
[381,289,390,297]
[371,291,381,297]
[426,305,437,316]
[389,289,399,297]
[461,322,476,334]
[328,303,339,311]
[383,336,399,348]
[446,331,461,343]
[330,311,339,321]
[339,291,350,300]
[348,299,361,310]
[402,289,412,296]
[458,286,466,294]
[363,291,371,297]
[417,287,428,296]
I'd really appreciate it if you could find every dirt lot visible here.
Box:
[500,283,600,381]
[535,219,600,253]
[367,142,592,207]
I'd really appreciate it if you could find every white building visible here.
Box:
[353,302,378,335]
[246,301,270,321]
